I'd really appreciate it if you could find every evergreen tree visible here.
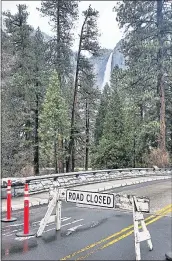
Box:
[38,0,78,83]
[2,5,34,176]
[68,5,100,172]
[76,64,100,170]
[38,0,78,172]
[115,0,172,166]
[92,67,130,169]
[39,71,69,172]
[94,83,111,146]
[31,27,48,175]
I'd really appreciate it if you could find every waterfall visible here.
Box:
[102,51,113,89]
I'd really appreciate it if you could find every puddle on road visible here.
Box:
[2,238,38,258]
[42,233,58,243]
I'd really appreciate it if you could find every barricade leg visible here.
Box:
[37,190,57,237]
[16,184,35,237]
[140,220,153,251]
[56,200,61,231]
[134,219,141,261]
[1,180,17,222]
[132,196,153,260]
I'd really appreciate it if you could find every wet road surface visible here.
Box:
[1,179,172,260]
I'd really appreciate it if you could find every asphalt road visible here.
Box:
[1,179,172,260]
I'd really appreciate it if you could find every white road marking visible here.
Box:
[7,223,24,227]
[44,219,84,233]
[2,233,16,237]
[61,219,84,228]
[67,224,83,231]
[2,217,71,236]
[4,216,69,228]
[15,235,35,241]
[61,217,71,222]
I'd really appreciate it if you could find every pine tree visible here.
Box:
[92,67,130,169]
[76,63,100,170]
[67,5,100,172]
[38,0,78,83]
[31,27,48,175]
[115,0,172,166]
[38,0,78,172]
[2,5,34,176]
[92,91,125,169]
[94,83,111,146]
[39,71,69,172]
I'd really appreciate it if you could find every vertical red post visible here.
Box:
[24,184,29,234]
[7,180,11,220]
[16,183,35,237]
[1,180,17,222]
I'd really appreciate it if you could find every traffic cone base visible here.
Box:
[1,217,17,222]
[2,180,17,223]
[16,231,35,237]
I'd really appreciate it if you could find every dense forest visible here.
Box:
[1,0,172,178]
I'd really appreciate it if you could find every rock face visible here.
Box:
[69,40,125,90]
[3,27,125,92]
[90,40,125,90]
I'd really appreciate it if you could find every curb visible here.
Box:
[1,176,171,212]
[97,176,171,193]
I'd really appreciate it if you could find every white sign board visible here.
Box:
[66,190,114,208]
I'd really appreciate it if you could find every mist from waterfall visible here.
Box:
[101,51,113,89]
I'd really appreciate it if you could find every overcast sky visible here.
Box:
[2,1,123,51]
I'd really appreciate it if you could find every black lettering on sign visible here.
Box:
[99,195,102,204]
[90,194,94,203]
[72,193,76,200]
[87,194,90,202]
[94,195,98,203]
[80,193,84,201]
[107,196,111,205]
[69,192,72,200]
[76,193,80,200]
[103,196,106,205]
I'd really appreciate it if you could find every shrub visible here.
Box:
[147,148,170,168]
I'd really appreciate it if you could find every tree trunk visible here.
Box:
[140,104,144,121]
[58,133,63,173]
[33,93,39,175]
[157,0,166,152]
[54,132,58,173]
[72,142,75,172]
[67,15,88,172]
[133,134,136,168]
[170,120,172,155]
[65,139,69,172]
[159,75,166,151]
[61,137,65,172]
[55,0,63,173]
[85,98,89,170]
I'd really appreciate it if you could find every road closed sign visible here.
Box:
[66,190,114,208]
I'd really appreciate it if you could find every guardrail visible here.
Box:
[1,167,172,198]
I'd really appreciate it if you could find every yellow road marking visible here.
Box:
[101,207,172,249]
[60,204,172,261]
[76,207,172,260]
